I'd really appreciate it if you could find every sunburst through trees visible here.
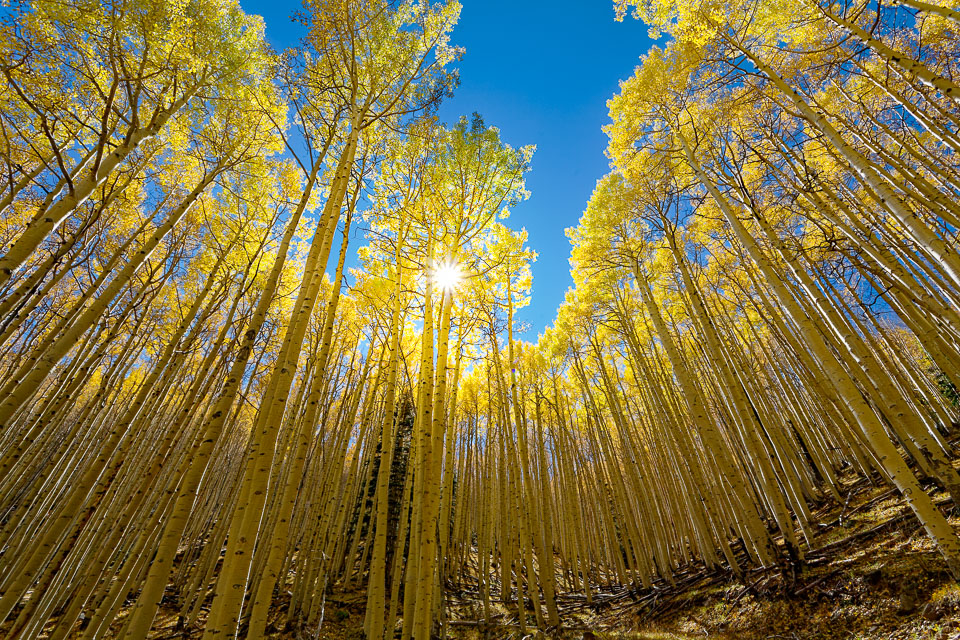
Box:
[0,0,959,638]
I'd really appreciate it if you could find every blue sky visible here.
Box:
[240,0,655,338]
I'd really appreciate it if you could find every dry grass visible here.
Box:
[601,481,960,640]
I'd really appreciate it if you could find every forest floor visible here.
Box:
[92,473,960,639]
[265,475,960,639]
[574,477,960,640]
[400,474,960,640]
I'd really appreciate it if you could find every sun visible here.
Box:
[431,259,463,292]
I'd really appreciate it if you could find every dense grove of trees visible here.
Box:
[0,0,958,637]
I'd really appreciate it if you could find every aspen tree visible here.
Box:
[894,0,960,21]
[0,0,272,286]
[121,163,309,639]
[813,2,960,103]
[203,4,459,634]
[678,126,960,576]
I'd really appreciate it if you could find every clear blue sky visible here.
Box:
[240,0,655,338]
